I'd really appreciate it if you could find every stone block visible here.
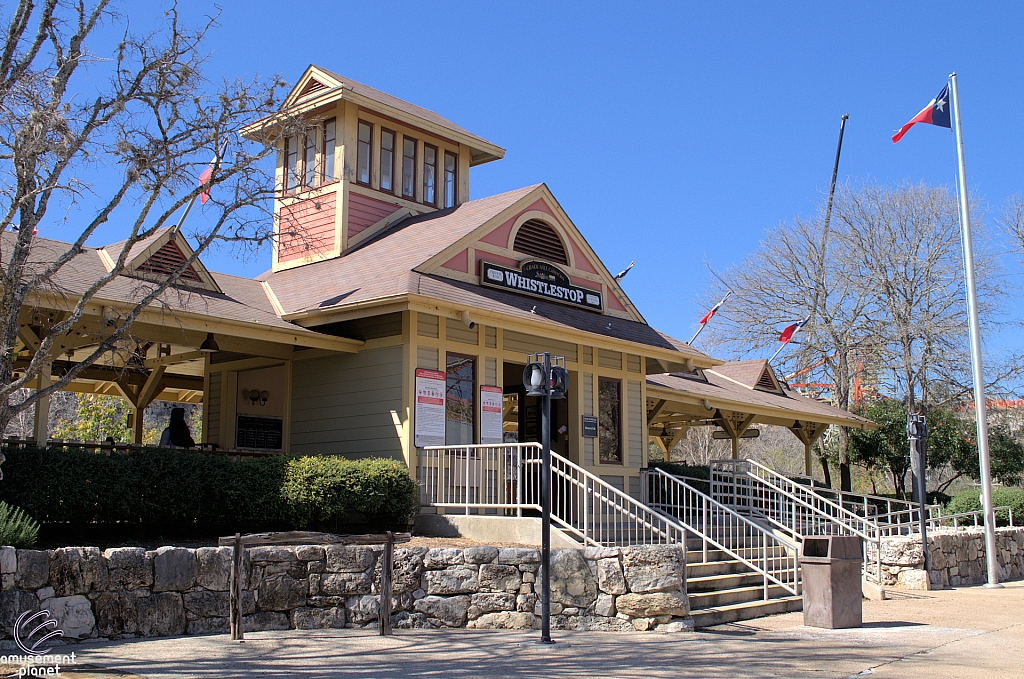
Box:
[153,547,197,593]
[880,538,923,567]
[615,591,689,618]
[38,594,96,639]
[423,548,464,569]
[50,547,108,596]
[478,564,521,592]
[424,566,478,595]
[464,546,499,564]
[470,592,516,613]
[547,549,597,607]
[0,590,39,637]
[496,548,540,565]
[242,611,289,632]
[34,587,53,601]
[248,546,296,563]
[655,619,694,633]
[346,595,380,625]
[135,592,187,637]
[467,611,539,630]
[597,558,627,595]
[414,595,470,627]
[295,546,325,562]
[374,548,424,594]
[183,590,230,619]
[187,617,228,635]
[15,550,48,590]
[325,546,377,573]
[319,572,372,596]
[195,547,231,591]
[594,593,616,617]
[0,547,15,574]
[584,546,620,560]
[94,591,139,637]
[621,545,684,594]
[293,606,346,630]
[257,572,308,611]
[105,548,153,590]
[391,611,430,628]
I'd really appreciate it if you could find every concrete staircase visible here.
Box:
[686,547,803,628]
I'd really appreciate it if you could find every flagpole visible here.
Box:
[767,339,789,365]
[949,72,1001,588]
[689,291,731,345]
[177,142,227,231]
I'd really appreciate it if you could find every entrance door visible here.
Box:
[502,361,572,460]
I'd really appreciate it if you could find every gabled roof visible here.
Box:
[709,359,784,395]
[647,370,875,429]
[272,66,505,166]
[99,227,221,293]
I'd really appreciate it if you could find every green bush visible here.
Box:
[649,462,710,494]
[946,487,1024,526]
[281,456,418,530]
[0,445,416,534]
[0,501,39,548]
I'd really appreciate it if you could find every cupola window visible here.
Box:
[357,120,372,185]
[380,128,395,192]
[423,143,438,206]
[402,137,417,199]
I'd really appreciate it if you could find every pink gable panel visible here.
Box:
[568,238,598,274]
[606,293,627,312]
[475,251,520,271]
[442,249,469,273]
[479,199,553,247]
[278,193,336,263]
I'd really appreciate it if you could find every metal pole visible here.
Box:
[540,352,554,643]
[689,291,732,345]
[949,72,1001,588]
[823,114,849,234]
[908,414,929,577]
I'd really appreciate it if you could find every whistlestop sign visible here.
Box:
[415,369,446,447]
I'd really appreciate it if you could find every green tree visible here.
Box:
[52,395,130,443]
[848,399,912,497]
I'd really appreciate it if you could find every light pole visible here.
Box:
[907,413,929,574]
[523,352,568,644]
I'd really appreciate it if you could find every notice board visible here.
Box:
[415,368,446,447]
[480,385,503,444]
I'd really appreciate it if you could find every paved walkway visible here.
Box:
[51,582,1024,679]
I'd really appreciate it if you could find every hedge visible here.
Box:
[947,487,1024,527]
[0,445,418,533]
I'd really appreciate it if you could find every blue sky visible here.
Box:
[74,2,1024,360]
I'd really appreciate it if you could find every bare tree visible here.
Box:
[0,1,301,436]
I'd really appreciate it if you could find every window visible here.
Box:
[380,128,395,192]
[598,378,622,464]
[357,121,372,186]
[446,353,475,445]
[444,151,457,208]
[302,132,316,187]
[322,118,336,183]
[283,136,298,192]
[422,144,437,206]
[402,137,416,199]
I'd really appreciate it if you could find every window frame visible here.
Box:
[443,151,457,208]
[301,130,317,188]
[356,120,373,187]
[321,117,337,185]
[379,127,396,193]
[422,143,438,206]
[402,136,417,200]
[445,351,477,445]
[597,377,623,465]
[283,135,298,193]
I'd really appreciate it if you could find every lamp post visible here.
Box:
[908,413,929,573]
[523,352,568,645]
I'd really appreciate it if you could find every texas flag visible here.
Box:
[892,85,952,143]
[698,300,724,325]
[779,316,810,344]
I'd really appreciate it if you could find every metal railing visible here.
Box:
[928,506,1015,529]
[418,443,686,546]
[642,467,800,598]
[710,459,883,583]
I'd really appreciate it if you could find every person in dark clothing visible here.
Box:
[159,407,195,448]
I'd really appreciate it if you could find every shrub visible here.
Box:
[649,462,710,494]
[0,501,39,548]
[947,487,1024,526]
[280,456,418,530]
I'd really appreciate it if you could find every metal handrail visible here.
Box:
[643,467,800,598]
[928,506,1014,529]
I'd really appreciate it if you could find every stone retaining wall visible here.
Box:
[0,543,692,641]
[872,527,1024,589]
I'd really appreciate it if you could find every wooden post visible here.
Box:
[229,532,243,641]
[731,436,739,459]
[378,531,394,636]
[33,358,52,444]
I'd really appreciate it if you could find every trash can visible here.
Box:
[800,535,863,629]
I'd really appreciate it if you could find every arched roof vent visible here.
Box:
[512,219,568,265]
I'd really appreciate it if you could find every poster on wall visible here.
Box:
[415,368,446,447]
[480,385,503,444]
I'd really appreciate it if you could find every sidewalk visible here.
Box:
[64,581,1024,679]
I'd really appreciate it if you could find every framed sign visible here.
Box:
[480,385,503,444]
[236,415,283,450]
[582,415,599,438]
[480,260,603,312]
[415,368,446,447]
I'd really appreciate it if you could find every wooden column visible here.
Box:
[33,358,52,444]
